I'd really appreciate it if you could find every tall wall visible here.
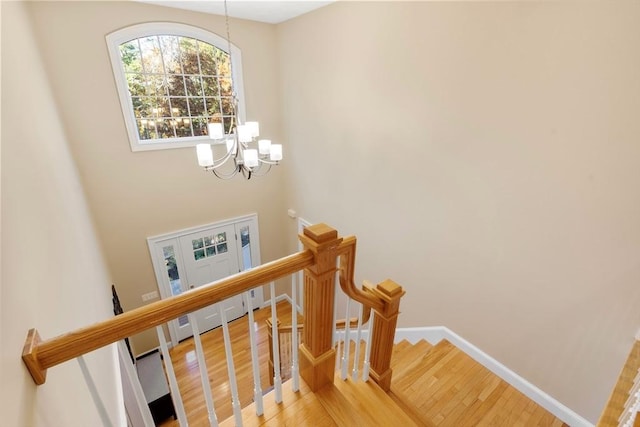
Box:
[277,1,640,422]
[25,1,288,354]
[1,2,123,425]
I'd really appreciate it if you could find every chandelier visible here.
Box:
[195,0,282,180]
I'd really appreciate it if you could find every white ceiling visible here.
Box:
[135,1,335,24]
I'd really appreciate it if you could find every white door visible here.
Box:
[148,214,265,344]
[179,224,245,335]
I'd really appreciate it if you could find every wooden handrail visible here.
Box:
[22,249,315,385]
[337,236,385,313]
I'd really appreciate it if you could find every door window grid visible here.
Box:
[192,232,227,261]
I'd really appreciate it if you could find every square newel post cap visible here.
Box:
[377,279,405,299]
[300,223,342,253]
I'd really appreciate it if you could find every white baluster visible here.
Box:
[362,311,375,382]
[269,282,283,403]
[117,341,155,427]
[244,291,264,416]
[333,268,341,372]
[290,274,300,392]
[341,298,352,380]
[218,304,243,426]
[351,303,364,381]
[77,355,114,427]
[156,326,188,426]
[188,313,218,427]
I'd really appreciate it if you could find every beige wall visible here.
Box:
[277,1,640,422]
[25,1,288,354]
[1,2,123,425]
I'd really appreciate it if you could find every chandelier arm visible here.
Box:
[249,162,272,177]
[211,164,239,180]
[257,158,280,166]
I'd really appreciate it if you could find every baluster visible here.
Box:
[362,311,375,382]
[351,303,364,381]
[218,304,243,426]
[156,326,188,426]
[290,274,300,392]
[187,313,218,426]
[333,269,342,372]
[244,291,264,416]
[269,282,283,403]
[117,341,155,427]
[77,355,114,427]
[341,298,352,380]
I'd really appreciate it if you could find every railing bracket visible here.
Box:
[22,328,47,385]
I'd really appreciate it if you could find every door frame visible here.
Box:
[147,213,264,345]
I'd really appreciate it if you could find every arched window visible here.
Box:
[106,23,246,151]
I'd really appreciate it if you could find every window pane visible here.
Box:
[125,73,146,97]
[217,243,228,254]
[206,246,216,257]
[192,118,208,137]
[120,42,142,73]
[167,75,186,97]
[202,77,220,97]
[194,249,205,260]
[160,36,182,74]
[192,238,204,250]
[140,36,164,74]
[184,75,203,97]
[216,233,227,243]
[179,38,199,74]
[198,41,216,76]
[215,51,231,77]
[240,226,252,270]
[219,78,233,97]
[188,97,206,117]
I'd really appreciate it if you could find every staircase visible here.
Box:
[217,338,567,426]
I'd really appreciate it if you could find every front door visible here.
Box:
[148,214,265,344]
[178,224,245,334]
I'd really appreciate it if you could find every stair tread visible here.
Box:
[390,339,569,427]
[219,379,336,427]
[316,374,419,427]
[391,339,433,378]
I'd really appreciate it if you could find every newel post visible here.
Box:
[369,279,405,392]
[298,223,342,391]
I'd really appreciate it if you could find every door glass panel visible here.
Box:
[194,249,205,260]
[162,245,189,327]
[206,246,216,256]
[240,225,252,271]
[217,242,228,254]
[192,238,204,250]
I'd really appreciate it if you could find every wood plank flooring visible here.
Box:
[597,339,640,426]
[390,339,568,426]
[155,301,571,426]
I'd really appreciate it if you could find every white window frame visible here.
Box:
[106,22,246,152]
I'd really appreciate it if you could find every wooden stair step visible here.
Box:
[390,339,569,427]
[315,374,419,426]
[391,339,433,379]
[219,379,336,427]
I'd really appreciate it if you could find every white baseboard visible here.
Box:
[394,326,593,427]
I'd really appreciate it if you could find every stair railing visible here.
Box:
[22,223,404,424]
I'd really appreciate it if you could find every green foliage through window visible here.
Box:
[118,35,234,141]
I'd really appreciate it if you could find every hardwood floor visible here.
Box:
[158,301,298,426]
[390,339,568,427]
[155,301,569,426]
